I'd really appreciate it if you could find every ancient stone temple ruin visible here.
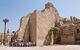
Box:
[16,2,60,46]
[16,2,80,46]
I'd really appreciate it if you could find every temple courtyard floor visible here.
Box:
[0,45,80,50]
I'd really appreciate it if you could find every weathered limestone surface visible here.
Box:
[17,2,60,46]
[29,11,37,42]
[60,26,75,44]
[17,15,30,40]
[36,6,60,46]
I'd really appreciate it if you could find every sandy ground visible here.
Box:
[0,45,80,50]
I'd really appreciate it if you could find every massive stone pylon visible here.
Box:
[16,2,60,46]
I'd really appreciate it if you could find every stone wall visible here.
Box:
[29,11,37,42]
[16,2,60,46]
[60,26,75,44]
[36,3,60,46]
[17,15,30,40]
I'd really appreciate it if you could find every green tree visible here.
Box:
[3,18,9,43]
[49,27,59,45]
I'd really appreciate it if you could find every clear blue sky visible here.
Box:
[0,0,80,32]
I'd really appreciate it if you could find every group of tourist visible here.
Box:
[9,40,36,47]
[0,39,36,47]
